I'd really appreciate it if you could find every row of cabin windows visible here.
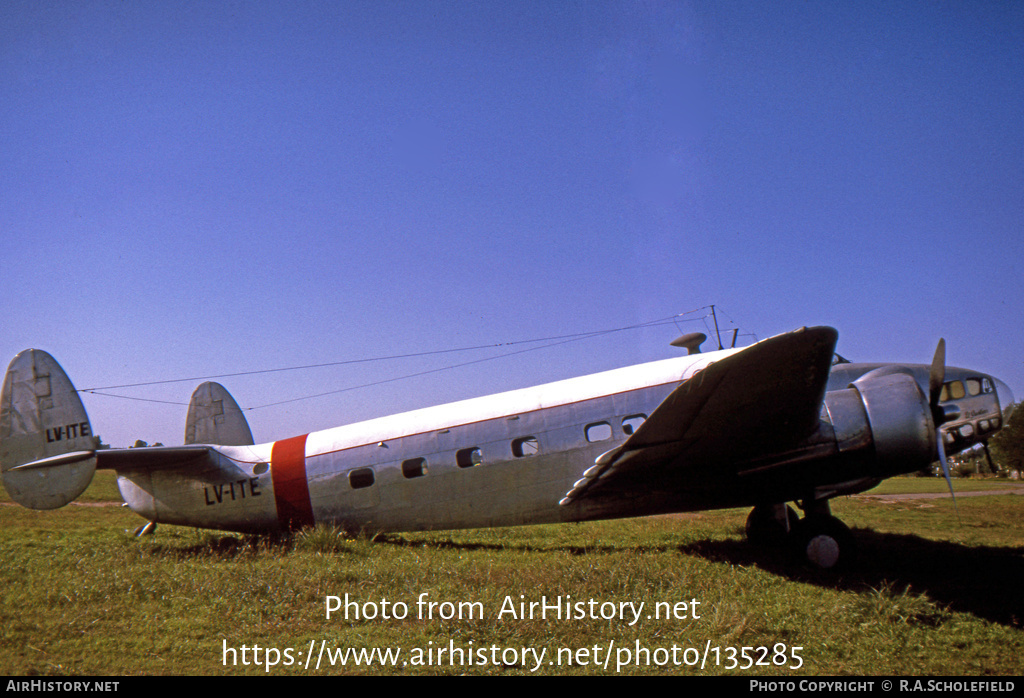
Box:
[348,413,647,489]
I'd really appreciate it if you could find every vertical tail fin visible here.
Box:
[1,349,98,509]
[184,382,254,446]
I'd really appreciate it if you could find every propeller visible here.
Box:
[928,339,961,523]
[928,338,945,410]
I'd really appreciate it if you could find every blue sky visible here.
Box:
[2,1,1021,448]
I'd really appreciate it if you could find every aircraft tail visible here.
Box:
[0,349,99,509]
[184,382,254,446]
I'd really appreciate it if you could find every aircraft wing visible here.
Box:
[561,326,838,505]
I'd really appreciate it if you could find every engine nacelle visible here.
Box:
[824,370,936,476]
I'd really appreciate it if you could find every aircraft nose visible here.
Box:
[995,378,1015,421]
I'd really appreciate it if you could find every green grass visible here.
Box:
[863,475,1024,496]
[1,473,1022,676]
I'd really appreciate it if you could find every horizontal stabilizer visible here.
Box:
[1,349,98,509]
[8,450,97,471]
[96,445,213,471]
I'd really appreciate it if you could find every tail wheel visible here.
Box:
[791,515,855,570]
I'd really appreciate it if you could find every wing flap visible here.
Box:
[562,326,838,505]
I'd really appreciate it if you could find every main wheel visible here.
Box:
[745,504,799,547]
[791,515,855,570]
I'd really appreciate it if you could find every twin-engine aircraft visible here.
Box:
[0,326,1013,569]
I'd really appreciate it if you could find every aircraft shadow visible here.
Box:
[321,530,1024,628]
[678,528,1024,629]
[138,527,1022,628]
[384,531,1024,628]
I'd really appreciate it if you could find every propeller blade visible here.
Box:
[936,428,961,525]
[929,339,960,524]
[929,338,946,408]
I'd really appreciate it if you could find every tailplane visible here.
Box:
[1,349,98,509]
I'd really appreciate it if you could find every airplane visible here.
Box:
[0,326,1014,569]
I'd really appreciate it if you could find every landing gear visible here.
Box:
[790,514,854,570]
[745,500,855,570]
[745,504,799,547]
[133,521,157,537]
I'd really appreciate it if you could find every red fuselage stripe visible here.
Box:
[271,434,313,530]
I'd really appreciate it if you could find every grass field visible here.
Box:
[1,472,1022,676]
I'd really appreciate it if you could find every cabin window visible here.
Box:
[511,436,539,457]
[585,422,613,442]
[402,457,427,479]
[622,414,646,436]
[349,468,375,489]
[456,447,483,468]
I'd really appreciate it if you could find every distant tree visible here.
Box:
[989,404,1024,475]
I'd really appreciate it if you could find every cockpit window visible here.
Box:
[940,381,965,401]
[966,378,982,397]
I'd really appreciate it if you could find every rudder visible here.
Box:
[184,381,254,446]
[1,349,98,509]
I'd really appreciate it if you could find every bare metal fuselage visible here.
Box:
[115,353,717,534]
[112,343,1011,536]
